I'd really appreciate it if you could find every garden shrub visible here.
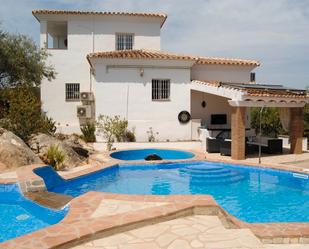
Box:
[250,107,282,138]
[80,122,96,142]
[97,115,135,150]
[45,145,66,171]
[0,87,56,141]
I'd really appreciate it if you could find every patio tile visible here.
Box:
[129,224,170,239]
[92,234,135,246]
[155,233,178,247]
[167,239,191,249]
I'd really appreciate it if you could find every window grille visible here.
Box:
[152,79,170,100]
[116,33,134,50]
[250,72,256,82]
[65,83,80,101]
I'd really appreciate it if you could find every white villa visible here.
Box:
[33,10,309,160]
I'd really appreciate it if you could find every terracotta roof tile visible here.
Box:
[246,89,308,99]
[32,10,167,27]
[197,57,260,66]
[87,49,259,66]
[193,80,309,99]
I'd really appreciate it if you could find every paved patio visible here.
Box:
[72,215,309,249]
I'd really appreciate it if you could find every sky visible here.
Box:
[0,0,308,88]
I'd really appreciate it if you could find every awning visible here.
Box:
[191,80,309,107]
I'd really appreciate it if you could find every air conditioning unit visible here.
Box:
[80,92,94,101]
[77,105,92,118]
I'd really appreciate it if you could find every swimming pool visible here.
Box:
[0,184,68,242]
[110,148,195,160]
[35,161,309,223]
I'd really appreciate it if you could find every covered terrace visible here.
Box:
[190,80,309,160]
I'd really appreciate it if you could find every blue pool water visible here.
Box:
[110,149,195,160]
[35,161,309,223]
[0,184,68,242]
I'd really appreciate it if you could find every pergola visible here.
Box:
[191,80,309,160]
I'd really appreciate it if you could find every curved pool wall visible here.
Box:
[0,183,69,242]
[35,162,309,223]
[110,148,195,160]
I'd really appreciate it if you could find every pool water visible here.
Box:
[35,161,309,223]
[110,149,195,160]
[0,184,68,242]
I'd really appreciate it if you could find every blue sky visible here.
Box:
[1,0,308,88]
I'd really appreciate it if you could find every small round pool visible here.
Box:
[110,149,195,161]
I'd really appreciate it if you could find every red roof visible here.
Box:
[32,10,167,27]
[87,49,260,66]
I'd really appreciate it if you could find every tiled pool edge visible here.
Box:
[0,192,308,248]
[0,153,309,247]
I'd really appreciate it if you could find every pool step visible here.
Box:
[166,169,246,185]
[24,191,73,209]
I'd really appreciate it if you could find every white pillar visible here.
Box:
[40,21,48,49]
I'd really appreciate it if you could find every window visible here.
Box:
[152,79,170,100]
[116,33,134,50]
[250,72,256,82]
[65,83,80,101]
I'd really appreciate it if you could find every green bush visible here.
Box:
[45,145,66,171]
[0,87,56,141]
[0,29,56,142]
[97,115,135,150]
[39,115,57,135]
[251,107,283,138]
[80,122,96,142]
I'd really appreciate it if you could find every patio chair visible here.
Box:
[206,137,222,153]
[220,139,231,156]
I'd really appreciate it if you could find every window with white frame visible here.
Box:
[152,79,170,100]
[116,33,134,50]
[65,83,80,101]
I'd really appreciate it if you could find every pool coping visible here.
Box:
[0,192,308,248]
[108,147,198,162]
[0,151,309,247]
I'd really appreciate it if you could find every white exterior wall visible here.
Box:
[39,15,162,133]
[191,90,250,130]
[191,64,255,82]
[37,13,258,140]
[93,59,192,142]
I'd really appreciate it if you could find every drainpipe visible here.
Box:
[90,15,95,92]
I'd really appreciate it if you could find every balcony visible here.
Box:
[46,21,68,50]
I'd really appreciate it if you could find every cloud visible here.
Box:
[0,0,308,88]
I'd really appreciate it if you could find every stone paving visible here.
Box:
[205,151,309,172]
[91,199,168,218]
[71,215,309,249]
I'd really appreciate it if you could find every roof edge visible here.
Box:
[32,9,167,28]
[87,49,260,67]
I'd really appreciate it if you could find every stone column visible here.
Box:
[231,106,246,160]
[289,107,304,154]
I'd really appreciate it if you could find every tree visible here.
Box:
[250,107,282,138]
[0,30,56,141]
[0,30,55,88]
[0,87,56,141]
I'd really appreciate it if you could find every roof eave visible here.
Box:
[32,10,167,28]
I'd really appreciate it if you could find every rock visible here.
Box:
[144,154,162,161]
[28,133,88,169]
[0,128,42,169]
[64,134,95,153]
